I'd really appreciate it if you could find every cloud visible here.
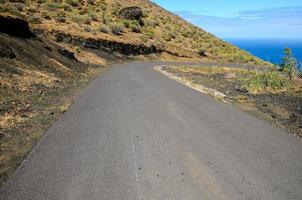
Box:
[290,23,302,26]
[173,6,302,38]
[239,6,302,18]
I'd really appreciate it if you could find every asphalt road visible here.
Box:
[1,62,301,200]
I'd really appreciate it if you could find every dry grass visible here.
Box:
[0,66,59,91]
[0,112,24,130]
[171,66,248,75]
[59,43,108,65]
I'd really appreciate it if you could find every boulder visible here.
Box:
[0,40,16,58]
[58,48,78,61]
[119,6,143,20]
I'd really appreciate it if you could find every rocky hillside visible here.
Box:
[0,0,269,65]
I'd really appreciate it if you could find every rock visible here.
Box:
[0,131,9,140]
[289,114,297,123]
[119,6,143,21]
[58,48,78,61]
[0,14,35,38]
[235,87,248,93]
[44,46,52,52]
[0,40,15,58]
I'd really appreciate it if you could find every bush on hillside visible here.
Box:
[98,24,109,33]
[27,15,41,24]
[65,0,80,7]
[43,2,61,11]
[83,26,91,32]
[55,16,66,23]
[15,3,25,11]
[122,20,130,28]
[143,27,155,38]
[240,71,290,93]
[110,23,124,35]
[89,13,98,21]
[130,23,140,33]
[87,0,95,5]
[63,3,72,11]
[279,48,297,80]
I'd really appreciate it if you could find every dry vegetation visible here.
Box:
[0,0,271,65]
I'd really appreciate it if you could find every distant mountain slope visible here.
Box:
[0,0,270,65]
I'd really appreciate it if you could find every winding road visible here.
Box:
[1,62,301,200]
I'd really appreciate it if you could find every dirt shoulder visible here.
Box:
[158,65,302,138]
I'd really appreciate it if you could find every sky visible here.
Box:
[152,0,302,39]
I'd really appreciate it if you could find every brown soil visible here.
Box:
[162,66,302,137]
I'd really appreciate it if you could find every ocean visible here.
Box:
[225,39,302,67]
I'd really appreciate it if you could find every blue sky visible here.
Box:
[152,0,302,39]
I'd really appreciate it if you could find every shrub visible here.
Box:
[27,15,41,24]
[89,13,98,21]
[26,6,36,13]
[240,71,290,93]
[165,25,171,31]
[63,4,72,11]
[43,2,61,11]
[144,18,157,28]
[0,4,12,12]
[55,16,66,23]
[71,15,84,24]
[83,26,91,32]
[87,0,95,5]
[103,16,111,25]
[79,8,88,15]
[144,27,155,38]
[57,10,66,17]
[168,31,176,39]
[84,16,92,24]
[110,23,124,35]
[130,23,140,33]
[65,0,80,7]
[15,3,25,11]
[122,20,130,28]
[162,33,172,42]
[98,25,109,33]
[41,12,51,20]
[279,48,297,80]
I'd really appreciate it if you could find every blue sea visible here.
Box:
[225,39,302,68]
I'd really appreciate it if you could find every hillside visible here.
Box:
[0,0,269,65]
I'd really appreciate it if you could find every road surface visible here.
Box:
[1,62,301,200]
